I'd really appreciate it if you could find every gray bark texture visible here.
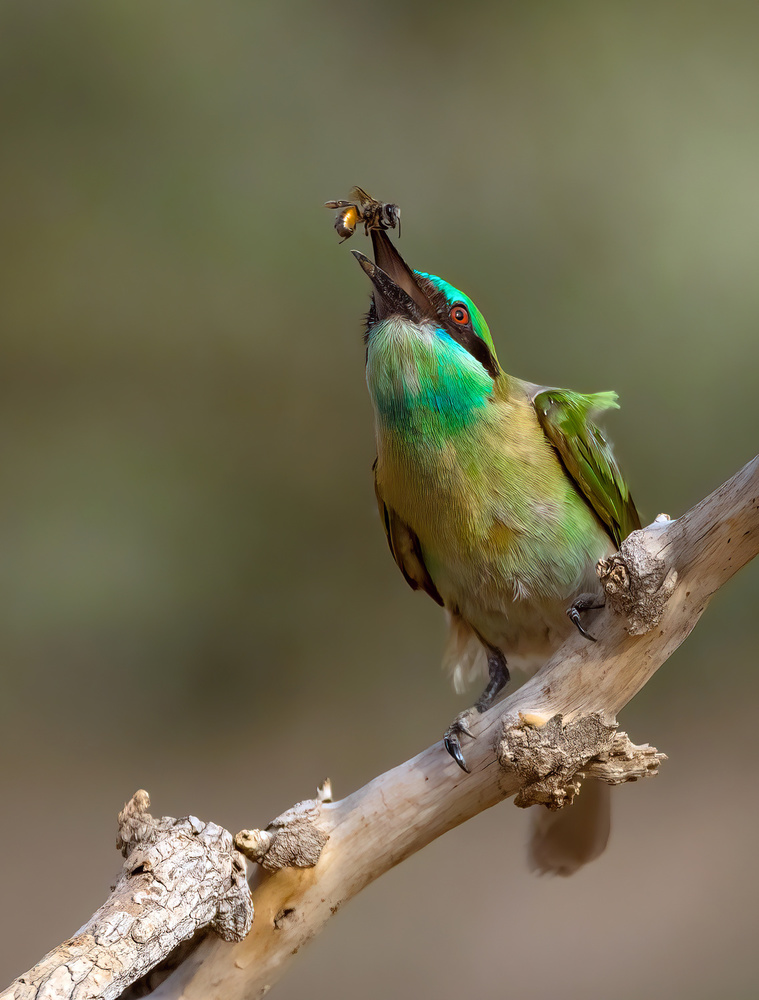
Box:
[2,455,757,1000]
[0,791,253,1000]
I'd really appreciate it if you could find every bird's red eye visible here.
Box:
[450,304,469,325]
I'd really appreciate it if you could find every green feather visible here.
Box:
[359,249,641,680]
[531,387,641,546]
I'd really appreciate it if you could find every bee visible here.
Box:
[324,186,401,242]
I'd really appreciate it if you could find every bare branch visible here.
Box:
[3,456,757,1000]
[1,792,252,1000]
[145,456,758,999]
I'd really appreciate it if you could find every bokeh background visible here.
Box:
[1,2,758,996]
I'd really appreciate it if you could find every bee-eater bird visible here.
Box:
[351,227,641,874]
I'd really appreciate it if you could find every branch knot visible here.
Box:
[236,798,329,871]
[598,524,678,635]
[498,715,617,809]
[498,715,665,810]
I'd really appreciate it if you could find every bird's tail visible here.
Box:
[527,779,611,876]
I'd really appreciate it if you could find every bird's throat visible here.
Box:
[365,317,495,441]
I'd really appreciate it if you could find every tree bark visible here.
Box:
[0,792,253,1000]
[3,456,757,1000]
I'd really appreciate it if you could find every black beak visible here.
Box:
[352,251,422,321]
[352,229,436,322]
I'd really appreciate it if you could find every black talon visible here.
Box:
[567,593,605,642]
[443,714,475,771]
[568,606,597,642]
[444,735,471,773]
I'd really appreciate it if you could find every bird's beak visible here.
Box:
[352,230,436,322]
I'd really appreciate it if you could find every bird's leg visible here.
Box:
[443,647,510,773]
[567,592,605,642]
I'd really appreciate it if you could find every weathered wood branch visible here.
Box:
[149,455,759,998]
[3,456,757,1000]
[1,792,253,1000]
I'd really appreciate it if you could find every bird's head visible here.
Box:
[353,230,501,380]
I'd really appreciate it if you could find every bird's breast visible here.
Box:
[367,323,612,636]
[374,409,612,616]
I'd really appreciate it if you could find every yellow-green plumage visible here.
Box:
[365,276,638,690]
[351,229,640,872]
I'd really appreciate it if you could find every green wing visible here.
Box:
[372,460,444,607]
[532,388,641,546]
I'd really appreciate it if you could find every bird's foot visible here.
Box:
[443,646,510,773]
[443,712,477,773]
[567,592,605,642]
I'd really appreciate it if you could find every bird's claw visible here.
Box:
[443,712,476,772]
[567,606,597,642]
[567,593,605,642]
[443,735,471,772]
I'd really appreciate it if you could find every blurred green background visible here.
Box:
[1,1,758,996]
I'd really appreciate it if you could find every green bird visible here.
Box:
[351,227,641,874]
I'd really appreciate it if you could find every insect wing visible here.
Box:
[349,185,375,208]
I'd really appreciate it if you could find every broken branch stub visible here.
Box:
[585,732,667,785]
[1,791,253,1000]
[235,797,329,872]
[598,521,678,635]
